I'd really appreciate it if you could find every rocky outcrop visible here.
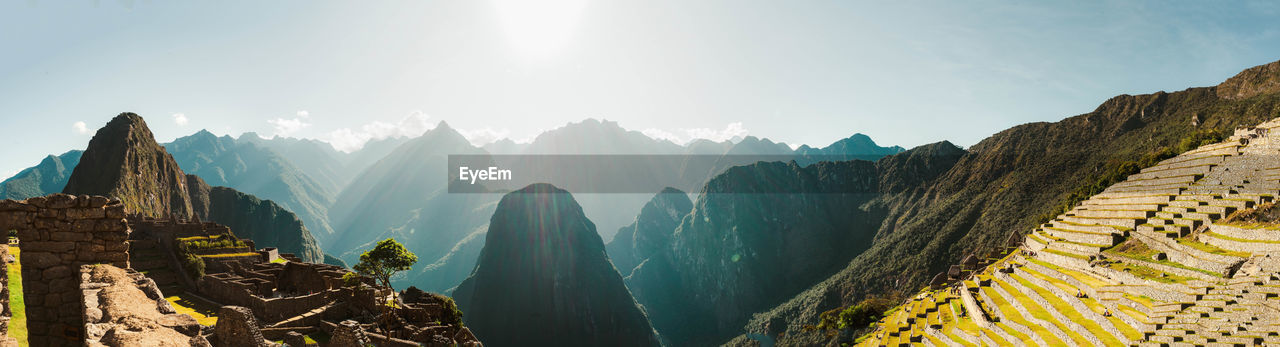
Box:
[62,113,322,263]
[605,187,692,277]
[81,264,207,347]
[63,113,195,219]
[452,184,660,347]
[1217,60,1280,100]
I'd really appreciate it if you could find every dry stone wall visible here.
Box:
[0,194,130,346]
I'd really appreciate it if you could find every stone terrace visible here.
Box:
[858,117,1280,347]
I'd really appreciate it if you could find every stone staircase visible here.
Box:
[858,118,1280,346]
[128,238,181,292]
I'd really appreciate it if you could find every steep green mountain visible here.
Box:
[62,113,323,262]
[0,150,81,200]
[165,130,338,246]
[453,183,660,347]
[734,59,1280,345]
[605,187,692,277]
[625,149,962,345]
[327,122,500,292]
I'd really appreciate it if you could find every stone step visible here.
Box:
[1112,174,1201,189]
[1042,227,1122,246]
[1087,195,1174,205]
[1129,164,1213,181]
[1209,223,1280,242]
[1059,215,1141,229]
[1072,208,1156,219]
[1143,155,1225,173]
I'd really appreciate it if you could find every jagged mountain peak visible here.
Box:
[63,112,194,218]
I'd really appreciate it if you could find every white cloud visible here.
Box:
[641,122,748,144]
[172,113,189,126]
[268,116,312,138]
[458,127,511,146]
[296,110,310,118]
[324,110,436,152]
[72,121,90,135]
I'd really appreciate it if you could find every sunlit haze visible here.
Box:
[2,1,1280,178]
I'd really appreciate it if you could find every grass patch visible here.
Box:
[1174,236,1250,257]
[198,252,261,259]
[8,246,26,346]
[1007,273,1124,346]
[1043,248,1089,260]
[979,285,1066,346]
[163,290,220,326]
[1203,231,1280,244]
[271,257,288,264]
[1103,261,1198,284]
[1104,238,1224,278]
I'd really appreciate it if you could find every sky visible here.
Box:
[3,0,1280,179]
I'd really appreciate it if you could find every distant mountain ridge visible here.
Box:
[0,150,81,200]
[166,130,339,246]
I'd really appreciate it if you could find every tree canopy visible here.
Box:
[353,238,418,291]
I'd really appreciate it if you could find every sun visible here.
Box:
[491,0,589,60]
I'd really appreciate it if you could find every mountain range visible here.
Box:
[60,113,324,263]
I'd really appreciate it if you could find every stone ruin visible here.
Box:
[0,193,483,346]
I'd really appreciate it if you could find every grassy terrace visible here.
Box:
[163,289,220,326]
[994,279,1093,345]
[198,252,261,259]
[1203,231,1280,244]
[1024,257,1111,288]
[983,281,1069,346]
[1104,261,1199,284]
[1105,238,1224,278]
[1174,236,1251,258]
[1103,248,1223,278]
[1007,272,1124,346]
[7,246,26,346]
[1019,267,1145,342]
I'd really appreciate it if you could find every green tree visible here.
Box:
[353,238,418,292]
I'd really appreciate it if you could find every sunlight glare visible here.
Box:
[491,0,588,60]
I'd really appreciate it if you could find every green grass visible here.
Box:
[1203,231,1280,244]
[164,290,220,326]
[1007,273,1125,346]
[1174,236,1250,257]
[8,246,27,346]
[271,257,288,264]
[979,285,1066,346]
[198,252,261,258]
[1103,261,1198,284]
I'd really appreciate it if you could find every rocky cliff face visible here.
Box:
[625,159,886,345]
[63,113,195,219]
[0,150,81,200]
[605,187,692,277]
[1216,60,1280,100]
[452,184,660,347]
[62,113,323,262]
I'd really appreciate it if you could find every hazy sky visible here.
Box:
[3,1,1280,179]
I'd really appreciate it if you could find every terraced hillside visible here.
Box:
[857,118,1280,346]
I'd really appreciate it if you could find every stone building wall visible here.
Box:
[0,194,130,347]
